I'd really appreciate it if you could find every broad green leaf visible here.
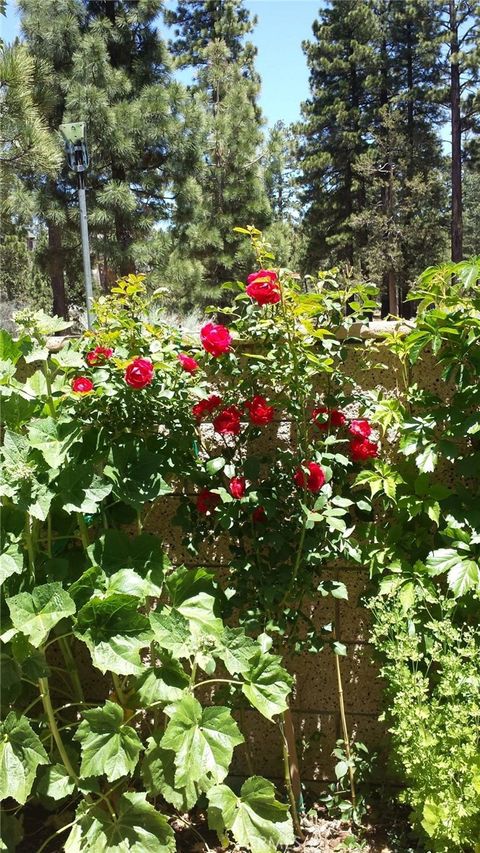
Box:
[7,583,76,647]
[318,580,348,600]
[104,445,172,509]
[0,330,23,365]
[206,456,225,475]
[161,695,243,788]
[0,540,23,587]
[176,592,224,638]
[74,700,143,782]
[0,712,49,804]
[131,660,189,708]
[0,812,23,852]
[142,735,201,811]
[426,548,464,577]
[416,444,438,473]
[68,565,106,609]
[207,776,294,853]
[105,569,160,600]
[27,418,80,468]
[75,594,152,675]
[149,610,192,659]
[215,627,259,675]
[11,634,50,680]
[88,531,167,589]
[166,565,217,605]
[242,651,293,721]
[65,792,175,852]
[58,465,113,515]
[447,559,480,597]
[0,653,22,704]
[36,763,75,801]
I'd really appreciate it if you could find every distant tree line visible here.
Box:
[1,0,479,321]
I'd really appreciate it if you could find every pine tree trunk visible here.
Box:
[449,0,463,262]
[47,221,68,320]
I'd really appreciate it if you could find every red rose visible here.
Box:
[86,346,113,366]
[178,353,199,373]
[124,357,154,389]
[196,488,220,515]
[229,477,246,499]
[349,437,378,462]
[349,419,372,439]
[213,405,242,435]
[293,461,326,493]
[72,376,94,394]
[246,269,281,305]
[200,323,232,357]
[244,395,275,426]
[312,406,346,431]
[252,506,267,524]
[192,394,222,421]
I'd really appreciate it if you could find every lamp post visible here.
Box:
[59,122,94,329]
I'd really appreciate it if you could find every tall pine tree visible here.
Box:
[165,1,270,311]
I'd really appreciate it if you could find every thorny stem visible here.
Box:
[279,717,304,841]
[334,651,357,811]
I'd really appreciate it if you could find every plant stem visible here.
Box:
[47,513,52,559]
[24,514,35,582]
[42,361,56,420]
[279,716,304,840]
[56,632,84,703]
[334,651,356,811]
[192,678,242,690]
[76,513,90,552]
[38,676,80,787]
[112,673,127,706]
[239,707,255,777]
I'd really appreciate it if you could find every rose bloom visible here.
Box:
[200,323,232,357]
[349,419,372,439]
[293,461,326,493]
[177,353,199,373]
[72,377,94,394]
[312,406,346,431]
[213,405,242,435]
[349,437,378,462]
[86,346,113,366]
[124,357,154,389]
[244,395,275,426]
[229,477,246,499]
[196,488,220,515]
[192,394,222,421]
[252,505,267,524]
[246,269,281,305]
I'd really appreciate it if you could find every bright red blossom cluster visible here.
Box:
[86,346,113,366]
[178,353,199,373]
[213,406,242,436]
[72,377,94,394]
[312,406,346,431]
[246,269,281,305]
[124,357,154,389]
[244,395,275,426]
[200,323,232,357]
[196,488,220,515]
[293,461,326,493]
[192,394,222,421]
[229,477,246,499]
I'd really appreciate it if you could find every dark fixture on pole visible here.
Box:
[59,122,94,329]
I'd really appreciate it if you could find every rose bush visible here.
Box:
[0,240,385,848]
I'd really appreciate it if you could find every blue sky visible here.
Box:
[1,0,319,125]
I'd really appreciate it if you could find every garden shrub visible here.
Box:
[0,233,383,851]
[356,258,480,852]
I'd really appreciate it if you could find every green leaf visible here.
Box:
[161,695,243,788]
[130,660,189,708]
[332,641,347,656]
[75,594,152,675]
[176,591,224,638]
[74,701,143,782]
[0,712,49,804]
[215,627,259,675]
[149,609,192,659]
[27,417,80,468]
[104,445,172,509]
[65,791,175,852]
[447,559,480,597]
[207,776,294,853]
[105,569,160,601]
[36,763,76,801]
[7,583,76,647]
[416,444,438,473]
[0,540,23,587]
[206,456,225,475]
[0,812,23,852]
[242,651,292,721]
[88,531,167,590]
[0,330,23,365]
[142,736,200,811]
[425,548,465,577]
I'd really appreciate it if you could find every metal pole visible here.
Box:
[77,171,94,329]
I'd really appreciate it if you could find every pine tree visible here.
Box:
[16,0,199,316]
[298,0,379,273]
[436,0,479,261]
[165,3,271,311]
